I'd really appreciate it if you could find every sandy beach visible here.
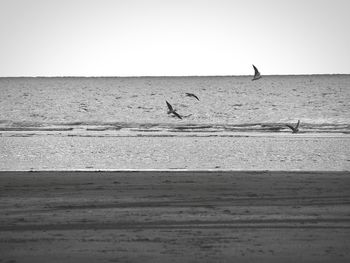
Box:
[1,171,349,262]
[1,0,350,262]
[1,134,349,171]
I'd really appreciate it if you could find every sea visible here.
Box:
[0,75,349,171]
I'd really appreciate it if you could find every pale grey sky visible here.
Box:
[0,0,349,76]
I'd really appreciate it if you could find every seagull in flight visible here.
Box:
[185,92,199,101]
[286,120,300,133]
[166,101,182,119]
[252,64,262,81]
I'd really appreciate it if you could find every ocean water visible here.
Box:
[0,75,349,170]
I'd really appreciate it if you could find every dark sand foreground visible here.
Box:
[0,171,350,262]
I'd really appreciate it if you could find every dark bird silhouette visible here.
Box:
[286,120,300,133]
[252,64,262,81]
[166,101,182,119]
[185,92,199,101]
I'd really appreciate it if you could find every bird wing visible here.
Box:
[173,111,182,119]
[166,101,173,111]
[253,65,260,75]
[186,93,199,101]
[193,94,199,101]
[295,120,300,129]
[285,124,295,131]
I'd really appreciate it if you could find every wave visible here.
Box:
[0,120,349,134]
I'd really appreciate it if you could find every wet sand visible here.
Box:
[0,171,350,262]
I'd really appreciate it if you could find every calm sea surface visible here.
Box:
[0,75,349,170]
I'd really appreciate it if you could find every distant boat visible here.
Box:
[185,93,199,101]
[252,65,262,81]
[166,101,182,119]
[286,120,300,133]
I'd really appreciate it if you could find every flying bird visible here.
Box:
[166,101,182,119]
[286,120,300,133]
[185,92,199,101]
[252,65,262,81]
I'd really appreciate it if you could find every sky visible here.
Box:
[0,0,349,76]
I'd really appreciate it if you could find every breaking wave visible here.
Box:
[0,120,349,134]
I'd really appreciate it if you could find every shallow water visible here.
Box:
[0,75,349,170]
[0,75,349,133]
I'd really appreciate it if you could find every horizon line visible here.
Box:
[0,73,349,78]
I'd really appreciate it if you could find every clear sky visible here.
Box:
[0,0,349,76]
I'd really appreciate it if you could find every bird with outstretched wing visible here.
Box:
[185,92,199,101]
[286,120,300,133]
[166,101,182,119]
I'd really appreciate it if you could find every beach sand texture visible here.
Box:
[1,135,350,170]
[1,75,349,261]
[1,171,350,263]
